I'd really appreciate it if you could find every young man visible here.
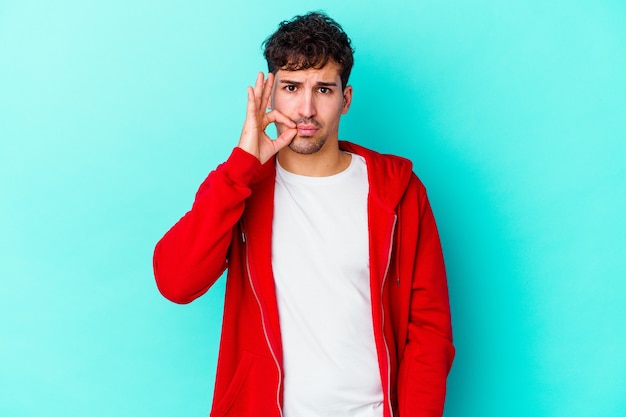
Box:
[154,12,454,417]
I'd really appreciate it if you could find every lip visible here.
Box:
[297,124,318,136]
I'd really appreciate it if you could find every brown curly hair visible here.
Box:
[263,12,355,89]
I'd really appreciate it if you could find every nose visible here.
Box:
[297,89,316,118]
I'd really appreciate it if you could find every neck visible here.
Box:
[277,141,351,177]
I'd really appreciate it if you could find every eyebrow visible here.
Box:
[279,79,338,87]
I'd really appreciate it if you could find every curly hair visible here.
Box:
[263,12,355,89]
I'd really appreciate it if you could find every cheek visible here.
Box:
[271,94,292,114]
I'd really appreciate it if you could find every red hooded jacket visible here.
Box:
[153,142,454,417]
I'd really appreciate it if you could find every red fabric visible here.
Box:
[153,142,455,417]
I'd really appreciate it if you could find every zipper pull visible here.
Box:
[241,231,246,243]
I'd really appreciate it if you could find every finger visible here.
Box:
[245,86,257,123]
[265,109,296,128]
[261,72,274,111]
[253,72,264,111]
[272,128,297,151]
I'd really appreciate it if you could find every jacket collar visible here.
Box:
[250,141,414,213]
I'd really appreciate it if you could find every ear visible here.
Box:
[341,85,353,114]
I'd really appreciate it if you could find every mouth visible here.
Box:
[296,124,319,137]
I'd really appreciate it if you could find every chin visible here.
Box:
[288,135,327,155]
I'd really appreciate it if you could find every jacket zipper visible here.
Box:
[242,229,284,417]
[243,212,395,417]
[380,215,397,417]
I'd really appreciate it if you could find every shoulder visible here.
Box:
[340,141,429,208]
[341,141,426,187]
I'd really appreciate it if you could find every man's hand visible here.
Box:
[238,72,297,164]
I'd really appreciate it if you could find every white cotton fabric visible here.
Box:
[272,154,384,417]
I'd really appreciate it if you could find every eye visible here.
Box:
[318,87,331,94]
[285,85,297,92]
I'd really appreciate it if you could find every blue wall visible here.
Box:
[1,1,624,416]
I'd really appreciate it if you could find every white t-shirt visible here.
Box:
[272,154,384,417]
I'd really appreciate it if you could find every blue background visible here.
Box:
[1,1,625,416]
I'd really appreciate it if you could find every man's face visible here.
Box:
[271,60,352,155]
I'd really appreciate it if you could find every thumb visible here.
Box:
[272,128,297,152]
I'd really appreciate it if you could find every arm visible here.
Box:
[153,148,260,304]
[398,184,455,417]
[153,73,296,304]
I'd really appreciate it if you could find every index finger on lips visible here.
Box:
[265,109,296,128]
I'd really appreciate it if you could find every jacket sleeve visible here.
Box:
[153,147,261,304]
[397,182,455,417]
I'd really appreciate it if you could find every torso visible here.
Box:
[272,154,384,417]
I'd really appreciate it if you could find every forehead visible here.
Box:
[275,60,342,82]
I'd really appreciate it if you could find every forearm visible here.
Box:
[398,187,455,416]
[153,147,261,303]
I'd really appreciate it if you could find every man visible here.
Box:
[154,11,454,417]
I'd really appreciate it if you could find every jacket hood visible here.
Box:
[340,141,413,212]
[251,141,414,212]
